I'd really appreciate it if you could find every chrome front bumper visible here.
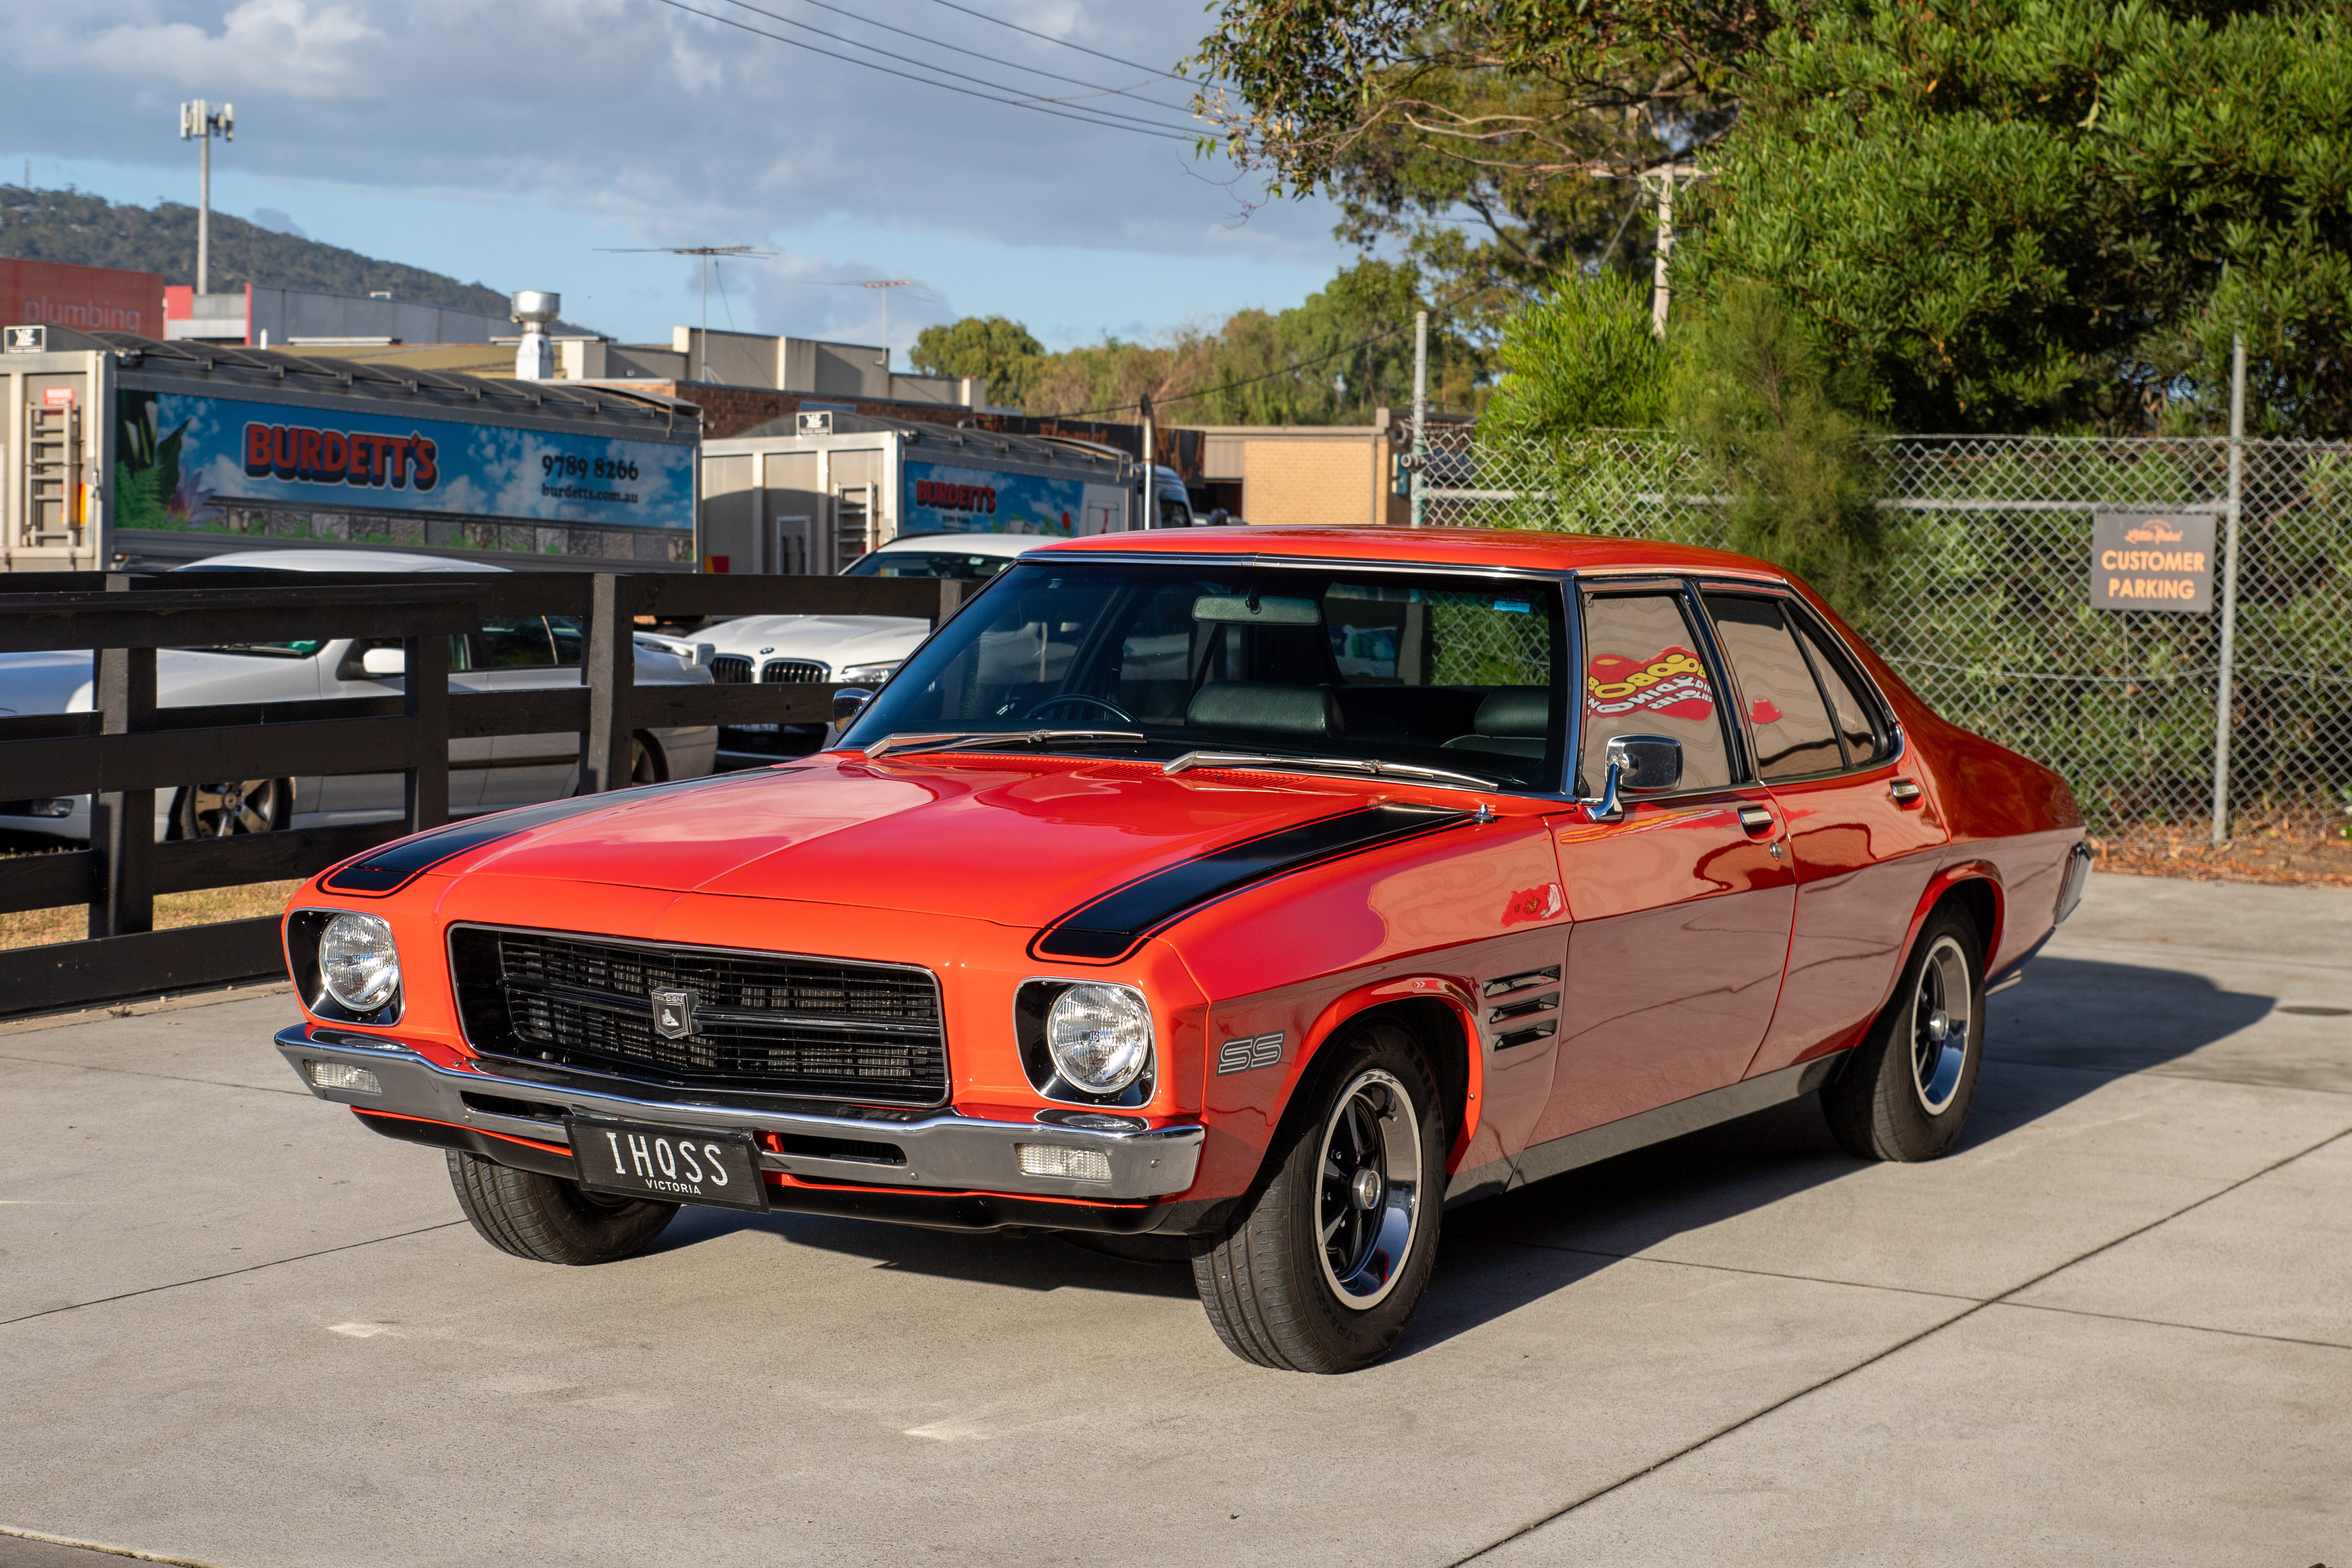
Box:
[274,1024,1204,1202]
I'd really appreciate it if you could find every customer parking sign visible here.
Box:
[2090,513,2215,614]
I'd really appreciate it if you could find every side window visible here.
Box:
[478,615,557,668]
[1578,591,1733,795]
[1791,614,1887,765]
[1703,594,1841,780]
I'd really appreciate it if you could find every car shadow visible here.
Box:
[653,956,2277,1350]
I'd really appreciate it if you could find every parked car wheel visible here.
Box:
[171,777,290,839]
[1192,1020,1446,1372]
[631,732,664,785]
[445,1151,676,1265]
[1822,907,1985,1162]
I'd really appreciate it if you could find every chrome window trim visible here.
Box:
[1566,574,1761,807]
[442,921,952,1110]
[1691,580,1909,785]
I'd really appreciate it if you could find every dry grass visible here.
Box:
[0,853,303,951]
[2092,810,2352,889]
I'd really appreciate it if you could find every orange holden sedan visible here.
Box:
[276,527,2089,1372]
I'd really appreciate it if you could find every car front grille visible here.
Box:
[448,927,948,1104]
[761,658,829,684]
[709,655,754,684]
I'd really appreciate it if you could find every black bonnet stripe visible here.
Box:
[1032,803,1471,962]
[319,776,731,896]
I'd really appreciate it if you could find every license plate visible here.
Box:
[568,1117,770,1211]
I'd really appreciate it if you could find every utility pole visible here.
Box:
[2210,333,2249,847]
[1138,392,1157,528]
[1410,309,1429,529]
[179,100,234,296]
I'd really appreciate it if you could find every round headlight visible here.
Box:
[1045,984,1154,1094]
[318,913,400,1013]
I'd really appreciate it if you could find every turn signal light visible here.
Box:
[1016,1144,1111,1183]
[306,1060,382,1095]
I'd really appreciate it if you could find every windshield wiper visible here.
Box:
[1160,750,1499,790]
[863,728,1148,760]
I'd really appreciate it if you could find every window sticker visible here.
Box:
[1585,646,1715,721]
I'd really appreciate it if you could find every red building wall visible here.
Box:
[4,259,167,337]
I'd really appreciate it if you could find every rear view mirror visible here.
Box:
[1583,732,1682,821]
[1192,593,1322,627]
[1611,733,1683,793]
[360,647,406,677]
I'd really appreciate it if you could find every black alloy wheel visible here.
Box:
[174,777,289,839]
[1193,1019,1447,1372]
[1822,905,1987,1162]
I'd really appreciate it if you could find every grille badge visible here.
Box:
[650,988,695,1040]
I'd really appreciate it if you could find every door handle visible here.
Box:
[1890,779,1923,806]
[1736,804,1775,834]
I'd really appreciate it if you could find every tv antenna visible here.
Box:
[781,278,935,372]
[596,244,771,381]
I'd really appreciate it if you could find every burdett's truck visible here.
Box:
[0,323,701,576]
[697,409,1190,575]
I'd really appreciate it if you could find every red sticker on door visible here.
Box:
[1585,647,1714,721]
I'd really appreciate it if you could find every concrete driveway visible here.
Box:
[2,871,2346,1567]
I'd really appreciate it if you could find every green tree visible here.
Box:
[1672,279,1883,616]
[907,314,1047,405]
[1483,271,1669,437]
[1691,1,2352,435]
[1190,2,1766,307]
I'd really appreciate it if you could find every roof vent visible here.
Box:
[510,290,561,381]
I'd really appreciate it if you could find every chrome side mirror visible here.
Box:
[832,686,874,726]
[1582,733,1682,821]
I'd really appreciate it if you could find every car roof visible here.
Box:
[173,549,511,573]
[1025,525,1788,580]
[874,532,1041,557]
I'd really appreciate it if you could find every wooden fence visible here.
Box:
[0,570,968,1018]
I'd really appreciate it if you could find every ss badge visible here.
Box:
[650,988,695,1040]
[1216,1031,1284,1075]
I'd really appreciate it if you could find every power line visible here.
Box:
[733,0,1196,114]
[920,0,1196,86]
[704,0,1195,132]
[650,0,1198,141]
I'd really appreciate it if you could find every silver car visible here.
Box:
[0,549,718,844]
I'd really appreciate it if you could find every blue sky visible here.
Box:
[6,2,1356,360]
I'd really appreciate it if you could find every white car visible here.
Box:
[0,549,719,845]
[702,531,1035,766]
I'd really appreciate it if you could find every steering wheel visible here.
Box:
[1023,694,1136,724]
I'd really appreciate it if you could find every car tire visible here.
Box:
[445,1151,677,1265]
[170,777,290,839]
[1821,906,1986,1162]
[1192,1020,1447,1372]
[630,732,664,785]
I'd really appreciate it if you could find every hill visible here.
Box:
[0,184,513,316]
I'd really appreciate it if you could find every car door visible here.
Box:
[1533,580,1798,1144]
[313,634,485,818]
[1697,587,1950,1078]
[479,615,582,808]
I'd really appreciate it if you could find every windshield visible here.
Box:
[844,546,1022,580]
[841,560,1568,791]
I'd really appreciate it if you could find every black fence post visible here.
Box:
[89,574,156,939]
[403,627,450,833]
[580,574,634,794]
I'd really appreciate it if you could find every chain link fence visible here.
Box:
[1415,428,2352,835]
